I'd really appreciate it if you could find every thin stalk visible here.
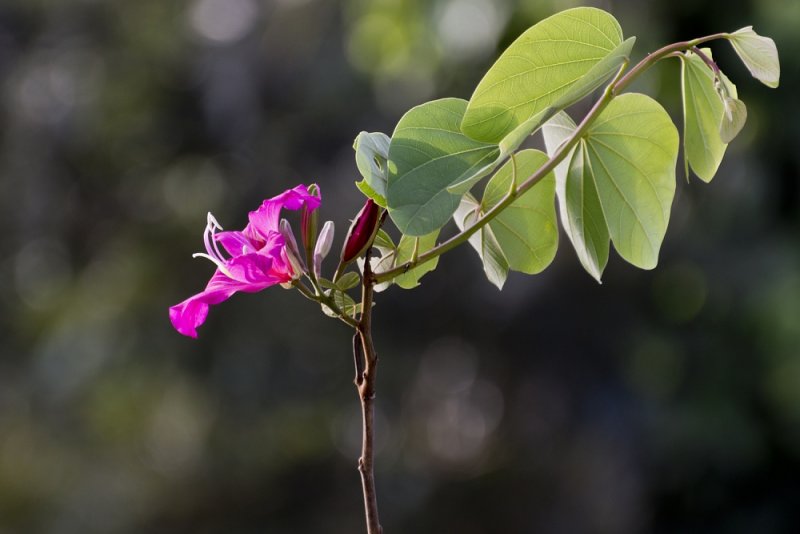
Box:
[690,46,721,75]
[293,280,359,328]
[355,248,382,534]
[374,32,730,284]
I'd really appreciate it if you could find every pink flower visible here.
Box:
[169,184,321,338]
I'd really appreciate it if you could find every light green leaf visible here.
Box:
[543,94,679,276]
[393,231,440,289]
[321,289,360,319]
[354,131,391,206]
[386,98,499,236]
[585,94,678,269]
[489,36,635,158]
[445,153,504,195]
[358,229,396,293]
[335,271,361,291]
[481,150,558,275]
[461,7,627,144]
[681,49,729,182]
[453,193,509,289]
[356,180,386,208]
[373,229,394,251]
[447,35,635,197]
[543,112,609,281]
[727,26,780,88]
[719,97,748,143]
[551,36,635,108]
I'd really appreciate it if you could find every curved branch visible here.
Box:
[374,32,730,284]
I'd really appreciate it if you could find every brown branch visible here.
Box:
[356,246,382,534]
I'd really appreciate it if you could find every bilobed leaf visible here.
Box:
[321,289,360,319]
[447,35,636,197]
[393,231,440,289]
[358,229,396,293]
[543,94,679,277]
[542,112,609,281]
[445,153,504,196]
[354,131,391,206]
[453,194,509,289]
[727,26,780,88]
[356,180,385,208]
[481,150,558,275]
[491,36,635,157]
[386,98,499,236]
[373,229,394,251]
[583,94,678,269]
[719,97,748,143]
[552,36,635,107]
[335,271,361,291]
[461,7,627,144]
[681,49,729,182]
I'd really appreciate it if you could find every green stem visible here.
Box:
[614,33,727,92]
[374,32,729,284]
[293,280,359,328]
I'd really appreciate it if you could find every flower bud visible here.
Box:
[279,218,306,277]
[313,220,335,278]
[301,184,320,268]
[340,199,380,264]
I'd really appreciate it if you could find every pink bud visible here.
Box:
[341,199,380,264]
[279,218,306,276]
[314,221,335,278]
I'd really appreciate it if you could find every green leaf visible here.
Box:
[321,289,360,319]
[719,97,748,144]
[542,112,609,281]
[354,131,391,206]
[358,229,396,293]
[356,180,386,208]
[447,35,635,197]
[482,150,558,274]
[543,94,679,277]
[335,271,361,291]
[727,26,780,88]
[453,193,509,289]
[444,153,504,196]
[681,49,729,182]
[461,7,627,144]
[393,231,440,289]
[373,229,395,251]
[386,98,499,236]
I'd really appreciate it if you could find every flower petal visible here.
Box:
[169,256,283,337]
[216,230,257,257]
[249,184,321,240]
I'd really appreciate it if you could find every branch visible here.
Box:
[355,248,383,534]
[373,32,730,284]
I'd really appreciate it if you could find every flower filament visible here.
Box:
[192,212,234,278]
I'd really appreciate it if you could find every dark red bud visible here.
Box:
[341,199,380,263]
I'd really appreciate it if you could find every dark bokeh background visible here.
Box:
[1,0,798,532]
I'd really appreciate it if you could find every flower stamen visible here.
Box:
[193,212,234,278]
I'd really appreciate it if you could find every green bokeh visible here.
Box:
[0,0,798,532]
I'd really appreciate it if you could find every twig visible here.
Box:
[355,246,382,534]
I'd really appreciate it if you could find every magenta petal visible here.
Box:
[171,184,322,339]
[249,185,321,240]
[216,230,255,257]
[169,260,280,338]
[169,274,238,338]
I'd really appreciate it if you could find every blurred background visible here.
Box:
[1,0,798,532]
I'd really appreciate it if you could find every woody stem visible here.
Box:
[355,247,382,534]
